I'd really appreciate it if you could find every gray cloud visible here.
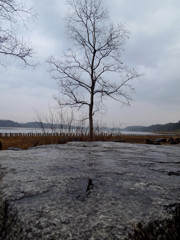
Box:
[0,0,179,126]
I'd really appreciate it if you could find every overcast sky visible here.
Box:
[0,0,180,127]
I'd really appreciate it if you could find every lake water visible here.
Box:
[0,127,158,136]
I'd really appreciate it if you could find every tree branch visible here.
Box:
[0,0,33,65]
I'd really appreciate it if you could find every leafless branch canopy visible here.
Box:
[0,0,33,65]
[48,0,140,139]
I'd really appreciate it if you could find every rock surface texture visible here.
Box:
[0,142,180,240]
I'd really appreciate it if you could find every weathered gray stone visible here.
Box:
[111,138,124,143]
[154,138,167,144]
[168,138,179,145]
[8,147,23,151]
[0,142,180,240]
[175,138,180,143]
[146,139,160,145]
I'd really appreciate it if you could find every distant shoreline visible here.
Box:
[0,119,180,133]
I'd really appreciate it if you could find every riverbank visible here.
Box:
[0,133,180,150]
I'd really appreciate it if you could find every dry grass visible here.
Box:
[0,133,179,150]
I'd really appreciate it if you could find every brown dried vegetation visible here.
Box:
[0,133,179,150]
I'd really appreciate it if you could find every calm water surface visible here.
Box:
[0,127,158,136]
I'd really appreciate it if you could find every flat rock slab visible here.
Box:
[0,142,180,240]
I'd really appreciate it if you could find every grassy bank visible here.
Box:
[0,133,180,150]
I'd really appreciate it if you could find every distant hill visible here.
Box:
[124,121,180,132]
[0,120,69,129]
[1,119,180,132]
[0,120,21,127]
[0,120,40,128]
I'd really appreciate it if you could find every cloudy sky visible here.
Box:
[0,0,180,127]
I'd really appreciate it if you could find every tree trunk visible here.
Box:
[89,90,94,141]
[89,105,93,141]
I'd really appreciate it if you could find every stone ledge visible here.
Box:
[0,142,180,239]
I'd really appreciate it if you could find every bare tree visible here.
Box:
[0,0,33,65]
[48,0,140,140]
